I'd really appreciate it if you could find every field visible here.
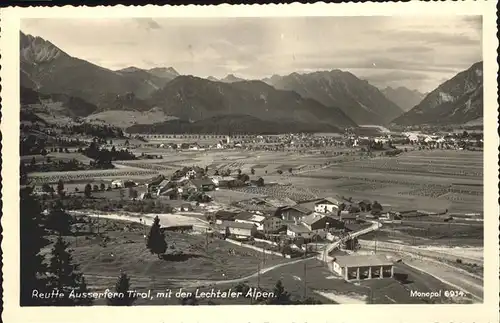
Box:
[29,147,483,250]
[47,217,292,305]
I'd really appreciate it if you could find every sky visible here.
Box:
[21,16,482,93]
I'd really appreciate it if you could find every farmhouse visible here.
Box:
[280,204,313,222]
[189,179,216,192]
[249,176,265,187]
[157,179,174,195]
[314,197,341,214]
[213,210,239,224]
[210,176,237,188]
[300,213,329,231]
[332,255,394,280]
[220,221,257,239]
[340,211,358,224]
[262,216,284,233]
[286,223,313,239]
[235,211,266,231]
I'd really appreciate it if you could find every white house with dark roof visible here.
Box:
[314,197,341,214]
[219,220,257,239]
[286,223,313,239]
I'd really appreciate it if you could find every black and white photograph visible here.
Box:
[1,2,498,320]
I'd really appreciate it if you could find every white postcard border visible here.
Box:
[1,2,498,323]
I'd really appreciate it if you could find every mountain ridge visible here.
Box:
[391,62,483,126]
[381,86,425,112]
[265,69,404,125]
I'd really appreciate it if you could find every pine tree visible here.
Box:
[20,188,51,306]
[267,280,292,304]
[46,201,73,235]
[146,216,167,258]
[107,273,137,306]
[57,179,65,195]
[46,236,93,305]
[84,184,92,198]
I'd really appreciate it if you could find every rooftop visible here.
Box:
[300,212,326,226]
[235,211,254,221]
[220,221,256,230]
[283,204,313,215]
[334,255,393,267]
[315,197,341,205]
[287,223,312,233]
[214,210,238,220]
[190,179,215,187]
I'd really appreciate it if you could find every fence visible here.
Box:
[225,238,290,258]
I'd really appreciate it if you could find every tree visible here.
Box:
[46,202,73,235]
[46,236,93,305]
[93,184,99,192]
[99,183,106,191]
[57,179,65,195]
[84,184,92,198]
[288,168,293,173]
[146,216,167,258]
[107,273,137,306]
[266,280,292,304]
[256,177,264,187]
[371,201,383,216]
[20,188,51,306]
[277,170,283,175]
[42,183,54,193]
[128,187,138,200]
[251,168,255,175]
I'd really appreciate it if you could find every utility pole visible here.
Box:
[303,263,307,299]
[257,263,261,289]
[205,228,209,252]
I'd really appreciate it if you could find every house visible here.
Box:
[249,176,265,187]
[111,180,124,188]
[157,179,174,195]
[300,213,329,231]
[357,200,372,212]
[210,176,237,188]
[314,197,341,214]
[219,221,257,239]
[188,179,216,192]
[235,211,265,230]
[262,216,284,233]
[286,223,314,239]
[213,210,239,224]
[280,204,313,222]
[340,211,358,224]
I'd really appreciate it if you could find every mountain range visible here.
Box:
[391,62,483,126]
[20,31,482,132]
[263,70,404,125]
[380,86,425,112]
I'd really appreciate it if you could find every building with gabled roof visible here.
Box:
[280,204,313,222]
[332,255,394,281]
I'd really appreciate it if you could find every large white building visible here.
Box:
[314,197,341,214]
